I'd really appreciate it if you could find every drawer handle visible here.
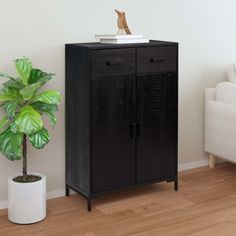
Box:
[150,58,166,63]
[106,61,122,66]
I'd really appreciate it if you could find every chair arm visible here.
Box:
[205,88,216,103]
[205,101,236,162]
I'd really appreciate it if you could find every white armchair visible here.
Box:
[205,82,236,168]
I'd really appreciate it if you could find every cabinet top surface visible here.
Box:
[66,40,178,49]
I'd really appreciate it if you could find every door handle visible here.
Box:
[150,57,166,63]
[136,122,143,137]
[106,61,122,66]
[129,123,136,138]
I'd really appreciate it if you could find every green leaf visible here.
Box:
[4,101,18,119]
[28,69,53,85]
[19,82,42,100]
[28,69,47,84]
[45,111,57,127]
[32,90,61,105]
[31,102,58,127]
[0,85,20,103]
[14,58,32,85]
[0,83,20,97]
[29,127,50,149]
[0,116,9,132]
[10,122,18,134]
[0,127,22,161]
[37,74,53,84]
[3,80,24,90]
[31,101,58,113]
[15,105,43,135]
[0,94,15,102]
[0,72,18,82]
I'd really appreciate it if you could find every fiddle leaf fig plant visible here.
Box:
[0,58,61,182]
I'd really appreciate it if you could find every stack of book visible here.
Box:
[95,35,149,44]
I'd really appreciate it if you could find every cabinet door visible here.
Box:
[92,75,135,193]
[137,72,178,183]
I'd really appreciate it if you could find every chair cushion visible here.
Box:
[216,82,236,106]
[227,64,236,83]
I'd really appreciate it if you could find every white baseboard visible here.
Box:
[0,189,76,210]
[0,159,224,210]
[178,160,209,171]
[178,158,224,171]
[0,201,8,210]
[46,189,66,200]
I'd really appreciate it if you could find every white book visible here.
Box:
[100,38,149,44]
[95,34,143,40]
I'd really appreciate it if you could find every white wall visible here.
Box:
[0,0,235,203]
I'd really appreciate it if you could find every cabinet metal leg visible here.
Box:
[174,179,178,191]
[65,185,70,197]
[87,199,92,212]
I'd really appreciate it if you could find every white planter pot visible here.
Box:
[8,173,46,224]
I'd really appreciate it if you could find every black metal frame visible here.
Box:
[66,176,178,211]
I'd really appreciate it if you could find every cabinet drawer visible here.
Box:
[92,48,135,77]
[137,46,177,74]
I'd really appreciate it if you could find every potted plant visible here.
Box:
[0,58,61,224]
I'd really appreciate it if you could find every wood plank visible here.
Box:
[1,162,236,236]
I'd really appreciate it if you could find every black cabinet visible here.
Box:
[65,40,178,211]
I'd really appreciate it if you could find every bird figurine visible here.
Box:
[115,9,132,35]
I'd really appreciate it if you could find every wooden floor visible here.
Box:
[2,162,236,236]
